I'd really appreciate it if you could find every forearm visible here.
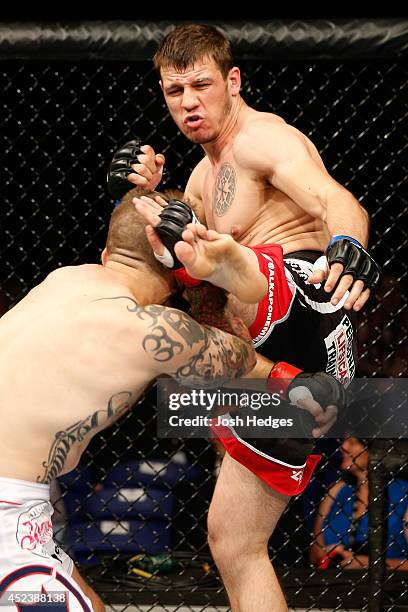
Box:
[325,187,369,247]
[385,558,408,571]
[243,352,275,379]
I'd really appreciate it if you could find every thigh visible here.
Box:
[208,452,290,546]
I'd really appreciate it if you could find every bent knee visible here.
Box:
[208,520,268,561]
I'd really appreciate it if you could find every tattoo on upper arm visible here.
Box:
[140,304,252,386]
[37,391,132,484]
[95,296,253,386]
[213,163,237,217]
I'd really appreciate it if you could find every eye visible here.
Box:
[166,88,183,96]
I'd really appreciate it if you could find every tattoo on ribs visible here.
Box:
[37,391,132,484]
[213,163,237,217]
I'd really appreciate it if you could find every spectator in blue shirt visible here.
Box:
[311,437,408,570]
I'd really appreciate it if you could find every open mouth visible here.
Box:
[184,115,203,128]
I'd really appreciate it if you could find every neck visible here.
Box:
[104,259,171,306]
[203,96,245,163]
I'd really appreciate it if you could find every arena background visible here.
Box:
[0,19,407,612]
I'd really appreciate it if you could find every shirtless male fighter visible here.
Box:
[0,188,258,611]
[106,23,380,611]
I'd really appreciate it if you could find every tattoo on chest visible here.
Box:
[213,163,237,217]
[37,391,132,484]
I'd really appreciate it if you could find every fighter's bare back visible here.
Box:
[0,265,253,483]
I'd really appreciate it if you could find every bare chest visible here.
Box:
[202,160,266,234]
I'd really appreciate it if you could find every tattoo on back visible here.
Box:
[38,391,132,484]
[213,162,237,217]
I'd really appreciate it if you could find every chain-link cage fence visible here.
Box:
[0,20,407,612]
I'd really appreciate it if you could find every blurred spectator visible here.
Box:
[310,437,408,570]
[357,273,407,377]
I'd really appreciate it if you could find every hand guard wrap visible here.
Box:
[267,361,347,437]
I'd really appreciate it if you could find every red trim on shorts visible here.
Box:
[244,244,294,342]
[211,422,321,496]
[0,500,22,505]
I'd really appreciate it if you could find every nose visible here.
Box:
[181,87,199,111]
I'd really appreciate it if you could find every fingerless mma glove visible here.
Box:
[326,235,381,291]
[107,139,143,201]
[155,199,201,287]
[267,361,347,437]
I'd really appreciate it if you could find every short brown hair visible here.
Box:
[105,187,169,276]
[153,24,234,79]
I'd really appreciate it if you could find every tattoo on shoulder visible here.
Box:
[93,296,252,387]
[37,391,132,484]
[213,162,237,217]
[140,304,252,387]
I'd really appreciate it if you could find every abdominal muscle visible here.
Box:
[205,182,330,254]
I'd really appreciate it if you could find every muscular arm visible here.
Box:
[241,122,369,246]
[272,155,369,247]
[133,298,255,387]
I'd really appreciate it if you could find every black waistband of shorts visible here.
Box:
[284,250,323,263]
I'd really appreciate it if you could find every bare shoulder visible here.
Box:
[186,156,210,189]
[185,156,210,220]
[244,111,306,144]
[87,295,203,356]
[235,110,311,170]
[193,155,211,174]
[58,292,253,387]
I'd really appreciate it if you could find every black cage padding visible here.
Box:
[0,19,407,60]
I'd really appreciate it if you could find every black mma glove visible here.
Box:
[155,199,197,269]
[154,199,201,287]
[326,235,381,291]
[106,139,144,200]
[287,371,347,412]
[267,361,347,436]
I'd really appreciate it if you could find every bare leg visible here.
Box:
[134,196,266,303]
[208,453,290,612]
[175,223,267,304]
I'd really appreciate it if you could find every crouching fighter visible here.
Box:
[0,188,259,611]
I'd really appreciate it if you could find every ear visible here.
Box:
[159,80,163,91]
[229,67,241,96]
[101,248,108,266]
